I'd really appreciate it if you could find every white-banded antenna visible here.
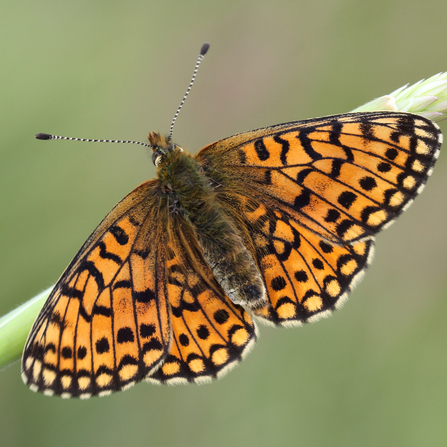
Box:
[35,42,210,148]
[169,43,210,141]
[35,133,153,148]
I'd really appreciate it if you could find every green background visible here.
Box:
[2,0,447,446]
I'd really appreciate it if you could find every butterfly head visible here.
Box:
[148,131,183,167]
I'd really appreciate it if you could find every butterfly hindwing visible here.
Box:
[197,112,442,244]
[148,213,257,384]
[211,191,374,325]
[22,180,172,398]
[252,213,374,325]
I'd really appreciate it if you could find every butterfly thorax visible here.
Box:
[153,134,266,309]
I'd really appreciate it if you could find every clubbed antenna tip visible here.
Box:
[35,133,52,140]
[201,43,210,56]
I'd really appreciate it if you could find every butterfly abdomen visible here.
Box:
[157,148,266,308]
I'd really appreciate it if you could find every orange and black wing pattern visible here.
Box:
[208,190,374,325]
[197,112,442,244]
[22,110,442,396]
[148,212,256,384]
[22,180,257,397]
[22,180,172,398]
[197,112,441,324]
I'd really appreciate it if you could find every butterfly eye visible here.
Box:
[152,150,163,167]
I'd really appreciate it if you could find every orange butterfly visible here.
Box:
[22,44,442,398]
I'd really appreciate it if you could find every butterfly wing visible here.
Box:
[202,190,374,325]
[148,211,257,384]
[22,180,172,398]
[197,112,442,244]
[22,179,257,396]
[252,223,373,325]
[22,111,443,392]
[196,111,441,325]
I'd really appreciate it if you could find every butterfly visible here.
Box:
[21,48,443,399]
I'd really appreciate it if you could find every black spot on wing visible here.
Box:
[297,129,323,160]
[95,337,110,354]
[254,139,270,161]
[109,226,129,245]
[98,241,122,264]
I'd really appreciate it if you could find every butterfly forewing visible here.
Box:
[197,112,442,244]
[22,180,172,398]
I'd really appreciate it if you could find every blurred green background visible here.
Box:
[1,0,447,446]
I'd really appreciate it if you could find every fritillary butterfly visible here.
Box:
[22,44,443,398]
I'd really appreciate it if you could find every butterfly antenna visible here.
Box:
[35,133,154,149]
[168,42,210,142]
[36,43,210,148]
